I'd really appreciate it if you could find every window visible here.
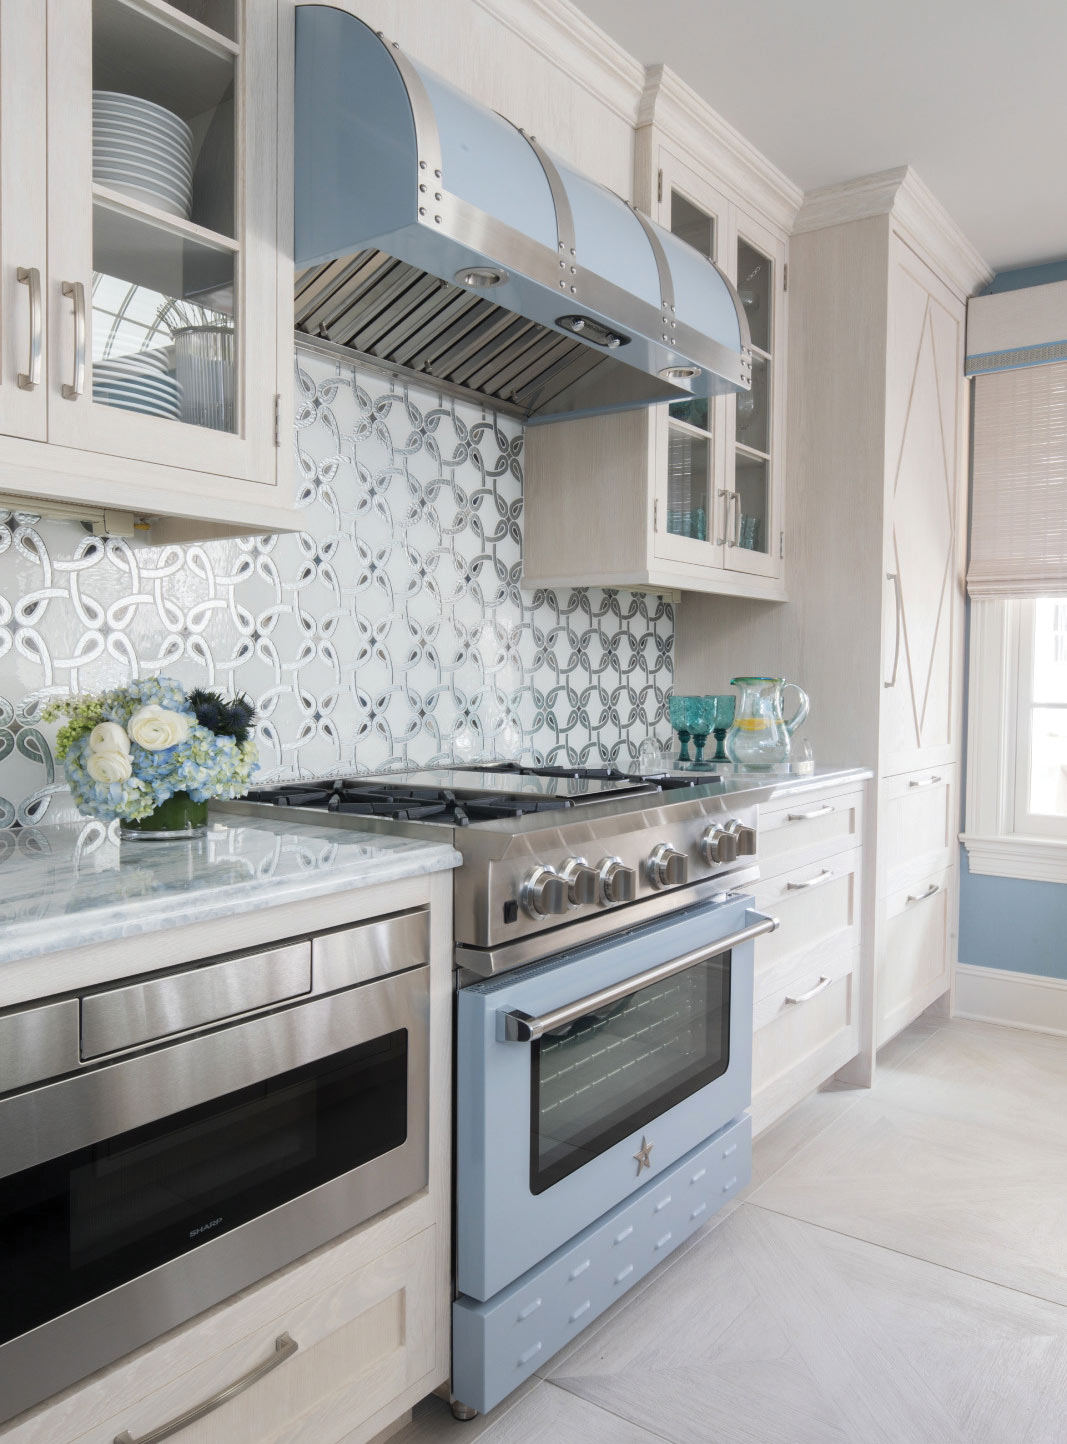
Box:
[962,597,1067,882]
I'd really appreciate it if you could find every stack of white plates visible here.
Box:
[93,91,194,220]
[93,351,182,420]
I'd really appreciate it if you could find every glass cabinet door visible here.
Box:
[655,160,731,567]
[0,0,48,442]
[46,0,278,492]
[726,214,785,579]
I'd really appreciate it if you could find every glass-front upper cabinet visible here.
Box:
[45,0,280,495]
[727,211,786,581]
[647,149,787,589]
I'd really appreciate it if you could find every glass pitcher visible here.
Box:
[725,677,810,770]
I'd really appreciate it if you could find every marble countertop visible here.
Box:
[0,815,460,968]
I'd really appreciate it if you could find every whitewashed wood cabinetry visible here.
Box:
[677,169,988,1061]
[0,0,296,543]
[750,782,867,1133]
[522,68,799,601]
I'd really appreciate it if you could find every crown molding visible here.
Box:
[470,0,645,128]
[794,165,992,298]
[637,64,803,235]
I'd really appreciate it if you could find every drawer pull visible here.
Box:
[786,868,834,890]
[786,804,834,821]
[785,975,832,1005]
[906,883,940,904]
[908,775,942,789]
[114,1333,298,1444]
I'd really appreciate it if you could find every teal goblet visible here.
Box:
[685,695,715,768]
[669,694,692,763]
[708,694,735,762]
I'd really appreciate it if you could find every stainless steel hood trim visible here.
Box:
[377,30,443,192]
[628,203,675,313]
[294,331,528,420]
[510,123,577,260]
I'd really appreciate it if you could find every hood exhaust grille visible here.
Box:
[295,250,606,414]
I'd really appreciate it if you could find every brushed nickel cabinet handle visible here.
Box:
[785,975,832,1004]
[113,1333,298,1444]
[786,868,834,890]
[61,279,85,399]
[786,804,834,821]
[906,883,939,904]
[908,775,942,789]
[16,266,41,390]
[716,488,731,546]
[729,491,742,547]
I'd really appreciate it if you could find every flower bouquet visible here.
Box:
[44,677,258,838]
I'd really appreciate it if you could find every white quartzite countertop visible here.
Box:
[0,814,460,971]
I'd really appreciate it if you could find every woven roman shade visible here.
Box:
[968,361,1067,598]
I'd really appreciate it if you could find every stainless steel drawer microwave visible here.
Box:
[0,908,431,1426]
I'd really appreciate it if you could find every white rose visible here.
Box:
[87,749,133,784]
[127,704,192,751]
[89,721,130,755]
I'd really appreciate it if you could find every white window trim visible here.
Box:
[962,597,1067,883]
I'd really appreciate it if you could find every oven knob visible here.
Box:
[648,843,688,889]
[560,857,598,907]
[598,856,637,905]
[700,824,738,865]
[520,865,569,919]
[724,818,757,856]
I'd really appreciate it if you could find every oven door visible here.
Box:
[0,964,429,1427]
[456,894,767,1302]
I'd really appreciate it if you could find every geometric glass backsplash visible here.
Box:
[0,347,674,827]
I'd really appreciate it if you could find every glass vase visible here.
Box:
[120,791,208,840]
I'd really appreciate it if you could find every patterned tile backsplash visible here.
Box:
[0,347,674,826]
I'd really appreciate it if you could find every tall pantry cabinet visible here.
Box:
[675,167,990,1068]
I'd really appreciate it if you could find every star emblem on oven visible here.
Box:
[633,1136,654,1176]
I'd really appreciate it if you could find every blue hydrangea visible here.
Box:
[61,676,259,824]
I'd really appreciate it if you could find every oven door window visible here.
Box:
[0,1031,408,1347]
[530,953,730,1194]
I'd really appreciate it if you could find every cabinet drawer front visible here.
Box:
[17,1228,436,1444]
[753,947,857,1032]
[753,967,856,1096]
[751,848,861,990]
[878,865,954,1047]
[757,789,864,878]
[881,767,958,894]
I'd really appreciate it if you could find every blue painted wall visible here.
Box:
[960,262,1067,976]
[958,851,1067,976]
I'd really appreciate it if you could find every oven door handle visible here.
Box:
[502,913,779,1043]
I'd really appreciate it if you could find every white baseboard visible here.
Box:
[953,963,1067,1037]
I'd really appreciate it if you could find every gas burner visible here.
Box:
[244,776,583,827]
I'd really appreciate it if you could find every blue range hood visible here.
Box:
[294,6,751,422]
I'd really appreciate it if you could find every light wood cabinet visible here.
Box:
[0,0,296,542]
[677,170,986,1063]
[750,781,867,1133]
[522,106,793,602]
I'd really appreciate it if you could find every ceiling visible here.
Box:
[571,0,1067,273]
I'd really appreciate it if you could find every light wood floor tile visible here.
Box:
[749,1086,1067,1305]
[392,1380,667,1443]
[549,1204,1067,1444]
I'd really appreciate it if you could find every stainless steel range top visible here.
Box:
[220,764,779,973]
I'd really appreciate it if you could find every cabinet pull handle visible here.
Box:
[908,775,942,789]
[884,572,902,688]
[113,1333,298,1444]
[785,974,832,1004]
[61,280,85,400]
[906,883,939,904]
[16,267,42,390]
[729,491,742,547]
[786,804,834,821]
[786,868,834,890]
[716,488,731,546]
